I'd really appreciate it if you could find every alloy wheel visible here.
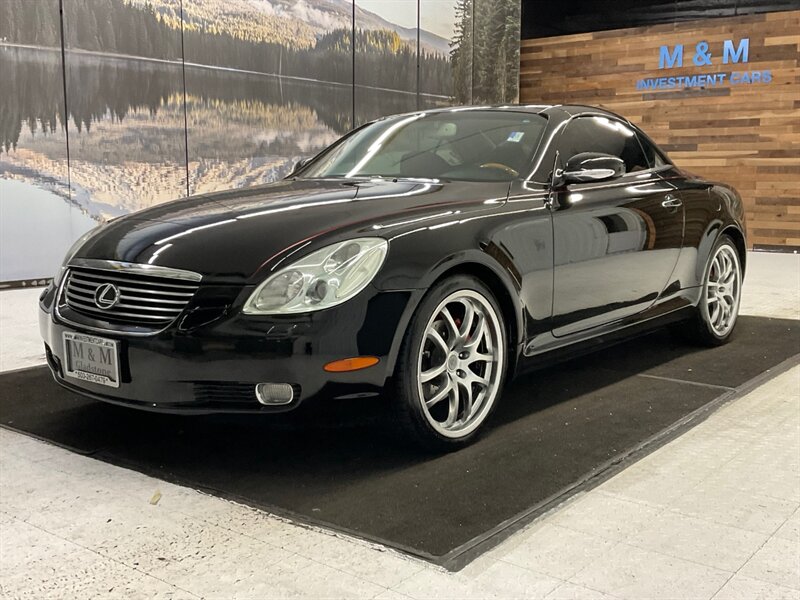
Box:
[416,290,504,438]
[703,244,742,337]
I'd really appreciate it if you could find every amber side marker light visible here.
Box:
[323,356,380,372]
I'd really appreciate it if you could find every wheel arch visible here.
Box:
[693,220,747,289]
[383,253,525,380]
[721,224,747,276]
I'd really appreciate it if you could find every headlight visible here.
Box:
[53,228,98,286]
[243,238,388,315]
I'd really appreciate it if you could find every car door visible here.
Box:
[550,115,684,337]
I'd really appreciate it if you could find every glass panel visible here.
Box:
[302,110,547,181]
[0,0,90,283]
[559,117,650,173]
[420,0,468,106]
[636,132,670,168]
[61,0,188,220]
[472,0,520,103]
[183,0,353,195]
[354,0,419,126]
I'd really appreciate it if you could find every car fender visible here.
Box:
[379,247,526,378]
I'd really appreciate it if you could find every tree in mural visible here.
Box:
[450,0,474,104]
[450,0,520,104]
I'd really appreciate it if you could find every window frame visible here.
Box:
[632,127,674,171]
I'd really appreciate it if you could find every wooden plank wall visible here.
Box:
[520,10,800,249]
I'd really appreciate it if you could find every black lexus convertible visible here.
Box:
[39,105,746,449]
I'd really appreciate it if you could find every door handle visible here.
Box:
[661,195,682,209]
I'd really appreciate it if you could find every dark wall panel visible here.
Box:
[522,0,800,39]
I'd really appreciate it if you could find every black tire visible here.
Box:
[392,275,508,451]
[671,234,743,346]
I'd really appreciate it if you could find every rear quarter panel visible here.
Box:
[668,166,747,291]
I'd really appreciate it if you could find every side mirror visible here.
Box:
[561,152,625,184]
[288,157,311,177]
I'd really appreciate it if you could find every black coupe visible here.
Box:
[39,105,747,449]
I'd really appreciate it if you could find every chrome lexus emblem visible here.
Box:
[94,283,120,309]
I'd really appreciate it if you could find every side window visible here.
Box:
[558,116,649,174]
[635,132,670,169]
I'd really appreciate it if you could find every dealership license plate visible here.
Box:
[62,332,120,388]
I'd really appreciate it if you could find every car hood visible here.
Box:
[74,178,509,282]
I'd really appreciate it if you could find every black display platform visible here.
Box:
[1,316,798,570]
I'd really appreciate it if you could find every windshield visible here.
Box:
[298,110,547,182]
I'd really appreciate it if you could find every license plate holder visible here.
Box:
[62,332,120,388]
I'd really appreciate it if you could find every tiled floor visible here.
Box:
[0,251,798,599]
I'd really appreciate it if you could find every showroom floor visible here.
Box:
[0,252,798,600]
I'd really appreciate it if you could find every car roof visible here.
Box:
[396,103,626,122]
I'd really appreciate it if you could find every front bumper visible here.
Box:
[39,283,414,413]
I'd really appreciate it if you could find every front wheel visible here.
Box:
[392,276,507,451]
[673,234,743,346]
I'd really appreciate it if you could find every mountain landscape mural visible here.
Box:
[0,0,520,284]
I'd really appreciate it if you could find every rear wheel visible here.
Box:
[673,234,742,346]
[393,276,507,450]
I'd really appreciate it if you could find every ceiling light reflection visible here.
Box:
[155,219,237,246]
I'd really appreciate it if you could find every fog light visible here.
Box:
[255,383,294,405]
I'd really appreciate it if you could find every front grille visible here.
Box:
[63,267,199,328]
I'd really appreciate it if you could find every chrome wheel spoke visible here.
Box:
[426,328,449,355]
[458,299,476,343]
[468,351,494,365]
[463,313,486,352]
[465,371,490,389]
[710,303,721,325]
[459,380,474,422]
[425,379,452,408]
[721,293,733,307]
[439,307,460,347]
[722,269,736,286]
[420,362,447,383]
[444,384,460,427]
[710,259,721,282]
[715,306,726,328]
